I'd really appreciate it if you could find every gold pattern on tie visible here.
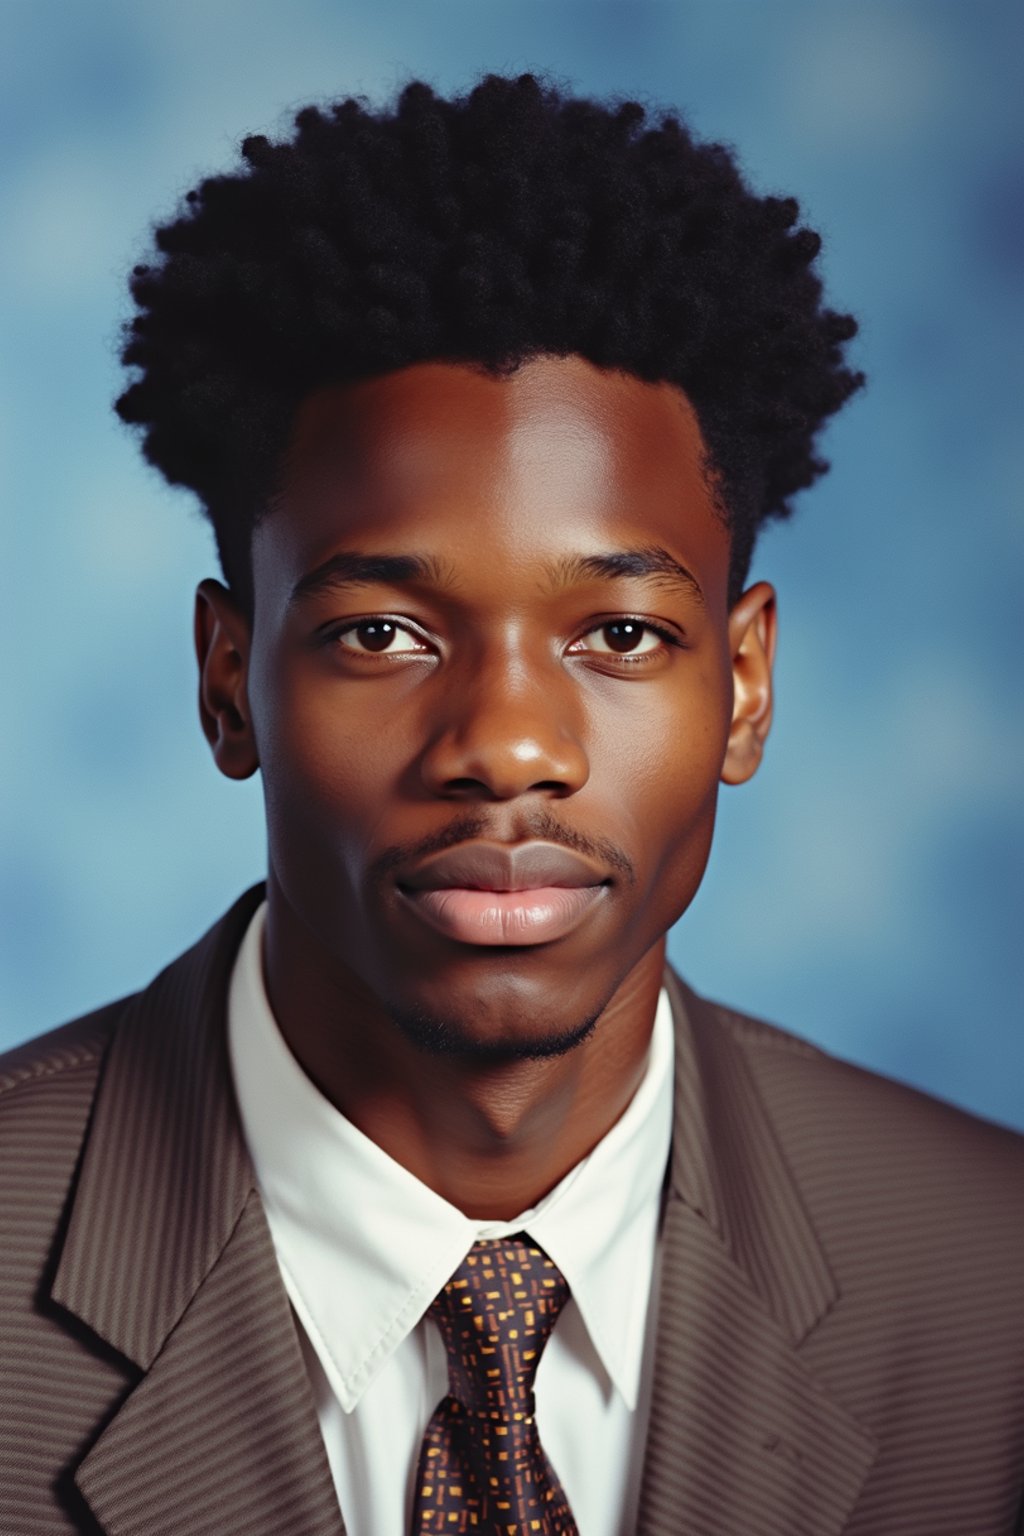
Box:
[411,1234,579,1535]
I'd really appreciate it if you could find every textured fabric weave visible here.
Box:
[411,1236,578,1535]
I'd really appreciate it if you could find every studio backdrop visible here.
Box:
[2,0,1021,1129]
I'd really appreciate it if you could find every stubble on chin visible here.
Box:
[384,999,601,1063]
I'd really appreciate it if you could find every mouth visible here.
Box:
[397,841,611,947]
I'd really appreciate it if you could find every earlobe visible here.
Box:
[721,580,776,787]
[194,579,260,780]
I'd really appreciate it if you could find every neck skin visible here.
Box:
[261,877,666,1221]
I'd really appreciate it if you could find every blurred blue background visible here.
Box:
[1,0,1021,1128]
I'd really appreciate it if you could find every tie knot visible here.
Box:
[428,1234,570,1416]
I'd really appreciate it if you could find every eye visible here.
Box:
[333,619,428,655]
[578,620,667,657]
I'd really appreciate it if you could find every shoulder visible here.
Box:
[714,993,1023,1161]
[0,999,128,1096]
[700,988,1024,1260]
[0,998,134,1176]
[0,883,264,1113]
[0,1001,141,1331]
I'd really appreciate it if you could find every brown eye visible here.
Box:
[336,620,424,654]
[586,621,661,656]
[357,621,397,652]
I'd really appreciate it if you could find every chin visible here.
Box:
[384,995,601,1063]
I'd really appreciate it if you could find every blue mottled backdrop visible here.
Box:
[2,0,1021,1128]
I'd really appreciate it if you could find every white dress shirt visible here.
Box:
[227,900,674,1536]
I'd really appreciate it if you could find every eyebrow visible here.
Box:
[289,551,455,606]
[289,543,705,608]
[543,547,706,607]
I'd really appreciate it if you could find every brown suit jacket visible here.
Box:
[2,882,1022,1535]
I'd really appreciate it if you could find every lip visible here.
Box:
[397,841,610,947]
[400,885,606,946]
[400,840,608,893]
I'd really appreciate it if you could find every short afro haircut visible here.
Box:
[116,72,864,611]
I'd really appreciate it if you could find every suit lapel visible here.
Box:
[74,1189,343,1536]
[49,884,344,1536]
[637,972,877,1535]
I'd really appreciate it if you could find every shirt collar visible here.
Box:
[228,900,673,1413]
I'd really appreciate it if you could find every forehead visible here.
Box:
[255,353,730,610]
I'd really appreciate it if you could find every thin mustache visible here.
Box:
[372,809,635,886]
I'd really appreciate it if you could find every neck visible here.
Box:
[261,889,665,1220]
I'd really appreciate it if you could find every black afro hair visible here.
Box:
[115,72,864,610]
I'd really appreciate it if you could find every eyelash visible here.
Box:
[323,615,685,667]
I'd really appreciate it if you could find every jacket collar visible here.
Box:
[51,885,874,1535]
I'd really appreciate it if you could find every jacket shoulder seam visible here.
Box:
[709,1001,827,1059]
[0,1041,106,1099]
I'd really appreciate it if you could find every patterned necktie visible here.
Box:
[411,1233,579,1535]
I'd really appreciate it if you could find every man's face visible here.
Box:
[203,354,773,1057]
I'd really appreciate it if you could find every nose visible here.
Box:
[418,653,590,802]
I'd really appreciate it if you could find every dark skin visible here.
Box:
[196,354,776,1218]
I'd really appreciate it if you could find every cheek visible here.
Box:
[588,658,732,814]
[250,653,414,868]
[586,663,732,914]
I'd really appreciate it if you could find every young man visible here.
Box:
[1,75,1021,1536]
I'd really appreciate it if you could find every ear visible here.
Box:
[721,580,777,786]
[194,578,259,780]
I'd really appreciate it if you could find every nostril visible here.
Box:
[420,726,590,801]
[440,777,575,800]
